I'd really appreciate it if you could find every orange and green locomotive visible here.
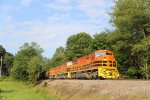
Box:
[48,50,120,79]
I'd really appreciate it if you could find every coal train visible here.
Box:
[47,50,120,79]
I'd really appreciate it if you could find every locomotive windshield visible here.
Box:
[106,52,112,55]
[95,51,104,57]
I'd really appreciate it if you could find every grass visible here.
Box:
[0,81,57,100]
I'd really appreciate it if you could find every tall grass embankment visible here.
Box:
[0,77,57,100]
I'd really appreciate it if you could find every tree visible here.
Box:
[65,32,93,60]
[132,36,150,79]
[49,47,66,67]
[20,42,43,56]
[109,0,150,78]
[3,52,14,76]
[0,45,6,56]
[11,42,44,82]
[0,45,6,77]
[126,67,139,79]
[92,31,111,51]
[110,0,150,37]
[27,56,44,83]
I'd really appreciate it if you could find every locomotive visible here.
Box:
[48,50,120,79]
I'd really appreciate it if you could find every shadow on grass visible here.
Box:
[0,89,16,94]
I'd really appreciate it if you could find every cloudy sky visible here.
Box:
[0,0,114,58]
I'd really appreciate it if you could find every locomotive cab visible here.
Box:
[95,50,119,79]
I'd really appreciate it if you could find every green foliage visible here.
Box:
[65,32,93,60]
[3,52,14,76]
[126,67,140,79]
[11,51,29,80]
[42,57,51,71]
[0,45,13,77]
[140,65,150,79]
[49,47,66,67]
[49,32,93,68]
[27,56,44,83]
[110,0,150,35]
[20,42,43,57]
[11,42,45,83]
[92,32,111,50]
[0,45,6,56]
[109,0,150,78]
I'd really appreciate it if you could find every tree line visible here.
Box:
[49,0,150,79]
[0,0,149,83]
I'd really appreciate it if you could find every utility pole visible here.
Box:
[0,56,2,77]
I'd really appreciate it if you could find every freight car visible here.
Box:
[48,50,120,79]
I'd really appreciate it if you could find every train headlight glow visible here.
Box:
[104,58,107,61]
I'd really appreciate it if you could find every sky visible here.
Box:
[0,0,114,58]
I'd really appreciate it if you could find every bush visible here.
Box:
[126,67,141,79]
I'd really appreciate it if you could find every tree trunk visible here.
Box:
[0,56,2,77]
[145,63,149,79]
[143,25,149,79]
[141,26,146,39]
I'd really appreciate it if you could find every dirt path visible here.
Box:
[37,80,150,100]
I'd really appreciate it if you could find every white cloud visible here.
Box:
[75,0,113,18]
[0,15,102,57]
[44,0,73,11]
[59,0,71,4]
[0,0,114,57]
[44,0,113,21]
[20,0,33,7]
[4,15,13,22]
[0,5,11,12]
[5,15,11,19]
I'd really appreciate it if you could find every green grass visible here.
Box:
[0,81,57,100]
